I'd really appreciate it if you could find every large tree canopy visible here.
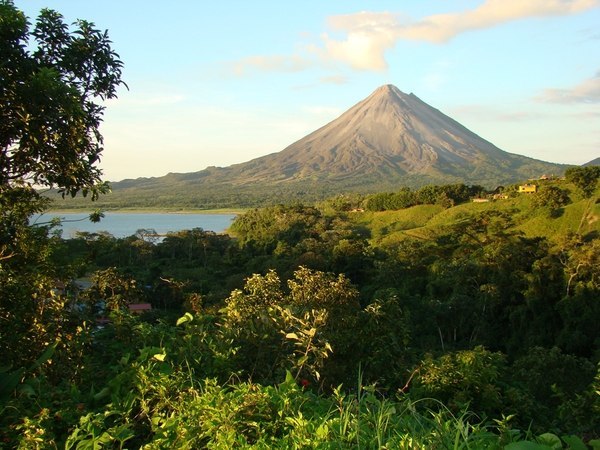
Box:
[0,0,124,199]
[0,1,124,371]
[565,166,600,199]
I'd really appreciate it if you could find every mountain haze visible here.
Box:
[97,85,569,208]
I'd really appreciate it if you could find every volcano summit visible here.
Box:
[109,85,567,207]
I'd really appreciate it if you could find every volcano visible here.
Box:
[108,85,568,207]
[218,84,564,185]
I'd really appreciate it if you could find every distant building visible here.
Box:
[128,303,152,315]
[518,184,537,193]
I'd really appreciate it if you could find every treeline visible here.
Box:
[362,183,486,211]
[2,175,599,447]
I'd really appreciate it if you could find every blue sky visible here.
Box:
[18,0,600,181]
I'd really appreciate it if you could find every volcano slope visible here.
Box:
[65,85,569,209]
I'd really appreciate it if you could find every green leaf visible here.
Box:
[561,435,587,450]
[93,386,111,401]
[284,370,295,386]
[176,312,194,326]
[316,423,329,440]
[537,433,562,450]
[30,341,58,371]
[88,210,105,223]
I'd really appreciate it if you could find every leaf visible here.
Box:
[176,312,194,326]
[560,435,587,450]
[285,332,299,340]
[109,424,135,443]
[93,386,111,401]
[18,382,36,398]
[537,433,562,450]
[316,423,329,440]
[30,341,58,371]
[153,353,166,362]
[88,210,105,223]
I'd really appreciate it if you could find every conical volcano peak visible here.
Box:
[363,85,419,114]
[218,83,565,185]
[371,84,409,99]
[115,85,567,198]
[374,83,398,93]
[371,84,413,98]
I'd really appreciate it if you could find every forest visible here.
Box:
[1,2,599,448]
[2,173,600,448]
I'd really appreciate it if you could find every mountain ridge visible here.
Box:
[95,85,570,207]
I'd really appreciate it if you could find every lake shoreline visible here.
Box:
[46,208,245,215]
[35,211,238,238]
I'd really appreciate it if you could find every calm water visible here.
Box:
[32,212,237,238]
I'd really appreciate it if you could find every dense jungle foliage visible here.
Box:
[2,173,600,448]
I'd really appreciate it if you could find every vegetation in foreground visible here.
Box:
[2,171,600,448]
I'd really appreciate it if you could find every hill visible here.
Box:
[53,85,569,209]
[348,180,600,248]
[583,157,600,166]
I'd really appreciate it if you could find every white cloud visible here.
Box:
[228,0,599,74]
[536,71,600,103]
[398,0,599,43]
[320,0,599,70]
[321,11,401,71]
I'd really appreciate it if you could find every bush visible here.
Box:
[411,346,506,414]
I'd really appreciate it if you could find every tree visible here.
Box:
[84,267,142,312]
[532,185,571,216]
[1,1,125,200]
[564,166,600,234]
[219,268,361,387]
[565,166,600,198]
[412,346,506,415]
[0,0,124,264]
[0,1,124,372]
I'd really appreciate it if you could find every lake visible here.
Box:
[32,212,237,238]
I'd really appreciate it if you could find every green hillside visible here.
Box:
[350,180,599,248]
